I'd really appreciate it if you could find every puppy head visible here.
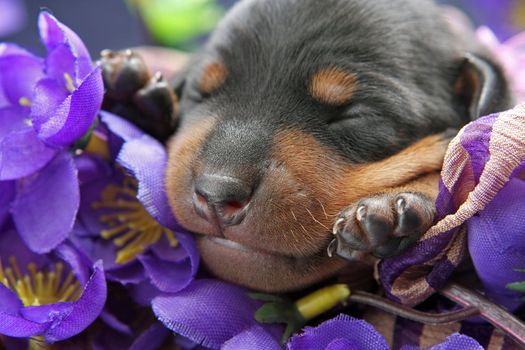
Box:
[165,0,511,292]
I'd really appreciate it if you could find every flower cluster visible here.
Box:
[0,10,493,350]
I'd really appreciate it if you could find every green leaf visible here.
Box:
[253,297,306,345]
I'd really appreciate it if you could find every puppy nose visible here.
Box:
[193,174,252,226]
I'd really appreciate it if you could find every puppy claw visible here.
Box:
[356,205,366,221]
[333,218,346,235]
[331,192,435,259]
[327,238,337,257]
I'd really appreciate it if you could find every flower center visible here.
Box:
[92,176,178,265]
[0,256,81,307]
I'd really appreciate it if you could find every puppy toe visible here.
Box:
[332,192,435,259]
[101,49,151,101]
[393,192,435,238]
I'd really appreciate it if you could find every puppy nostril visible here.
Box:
[196,192,208,207]
[222,198,250,216]
[193,173,255,226]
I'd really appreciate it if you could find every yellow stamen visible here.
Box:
[93,175,178,264]
[0,257,81,307]
[84,131,111,161]
[19,96,32,107]
[64,72,76,92]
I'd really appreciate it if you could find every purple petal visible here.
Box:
[100,311,133,335]
[400,333,483,350]
[0,284,23,314]
[287,314,389,350]
[117,135,176,228]
[20,302,74,324]
[30,77,69,130]
[152,279,283,349]
[0,180,14,228]
[0,53,44,107]
[32,65,103,147]
[0,43,32,57]
[99,111,144,160]
[44,43,76,87]
[0,43,35,108]
[55,242,93,285]
[468,177,525,311]
[0,106,28,138]
[428,334,483,350]
[100,111,144,141]
[129,322,171,350]
[0,311,49,337]
[75,153,113,185]
[222,326,282,350]
[139,254,193,293]
[107,262,147,285]
[43,260,107,343]
[0,228,49,272]
[38,11,93,80]
[151,235,189,263]
[0,127,57,180]
[171,230,199,276]
[128,280,162,306]
[325,339,358,350]
[0,0,26,37]
[12,152,79,253]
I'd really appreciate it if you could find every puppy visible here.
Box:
[102,0,512,293]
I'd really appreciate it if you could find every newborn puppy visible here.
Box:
[102,0,512,293]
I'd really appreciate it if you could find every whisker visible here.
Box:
[306,208,330,230]
[316,198,329,219]
[290,209,298,222]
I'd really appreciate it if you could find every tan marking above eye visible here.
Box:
[310,68,357,106]
[199,61,228,94]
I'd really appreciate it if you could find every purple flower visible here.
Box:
[0,11,103,180]
[0,12,104,254]
[0,228,107,348]
[73,112,199,301]
[93,289,172,350]
[286,315,389,350]
[152,279,283,349]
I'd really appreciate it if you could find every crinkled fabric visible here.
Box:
[380,104,525,307]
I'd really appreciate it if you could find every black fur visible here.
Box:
[175,0,512,168]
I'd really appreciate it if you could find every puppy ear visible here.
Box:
[455,53,513,120]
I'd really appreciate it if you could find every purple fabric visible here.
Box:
[400,333,483,350]
[222,326,282,350]
[468,177,525,310]
[73,112,199,299]
[287,314,389,350]
[11,151,79,253]
[152,279,283,349]
[0,228,106,343]
[379,108,525,306]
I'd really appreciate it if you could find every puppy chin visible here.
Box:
[196,235,349,292]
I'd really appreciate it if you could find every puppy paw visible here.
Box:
[100,49,178,141]
[331,192,435,259]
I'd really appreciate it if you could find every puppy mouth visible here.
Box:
[195,234,311,259]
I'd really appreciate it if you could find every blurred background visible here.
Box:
[2,0,524,56]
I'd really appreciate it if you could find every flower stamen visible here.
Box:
[19,97,32,107]
[92,176,178,265]
[64,72,76,92]
[0,256,82,307]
